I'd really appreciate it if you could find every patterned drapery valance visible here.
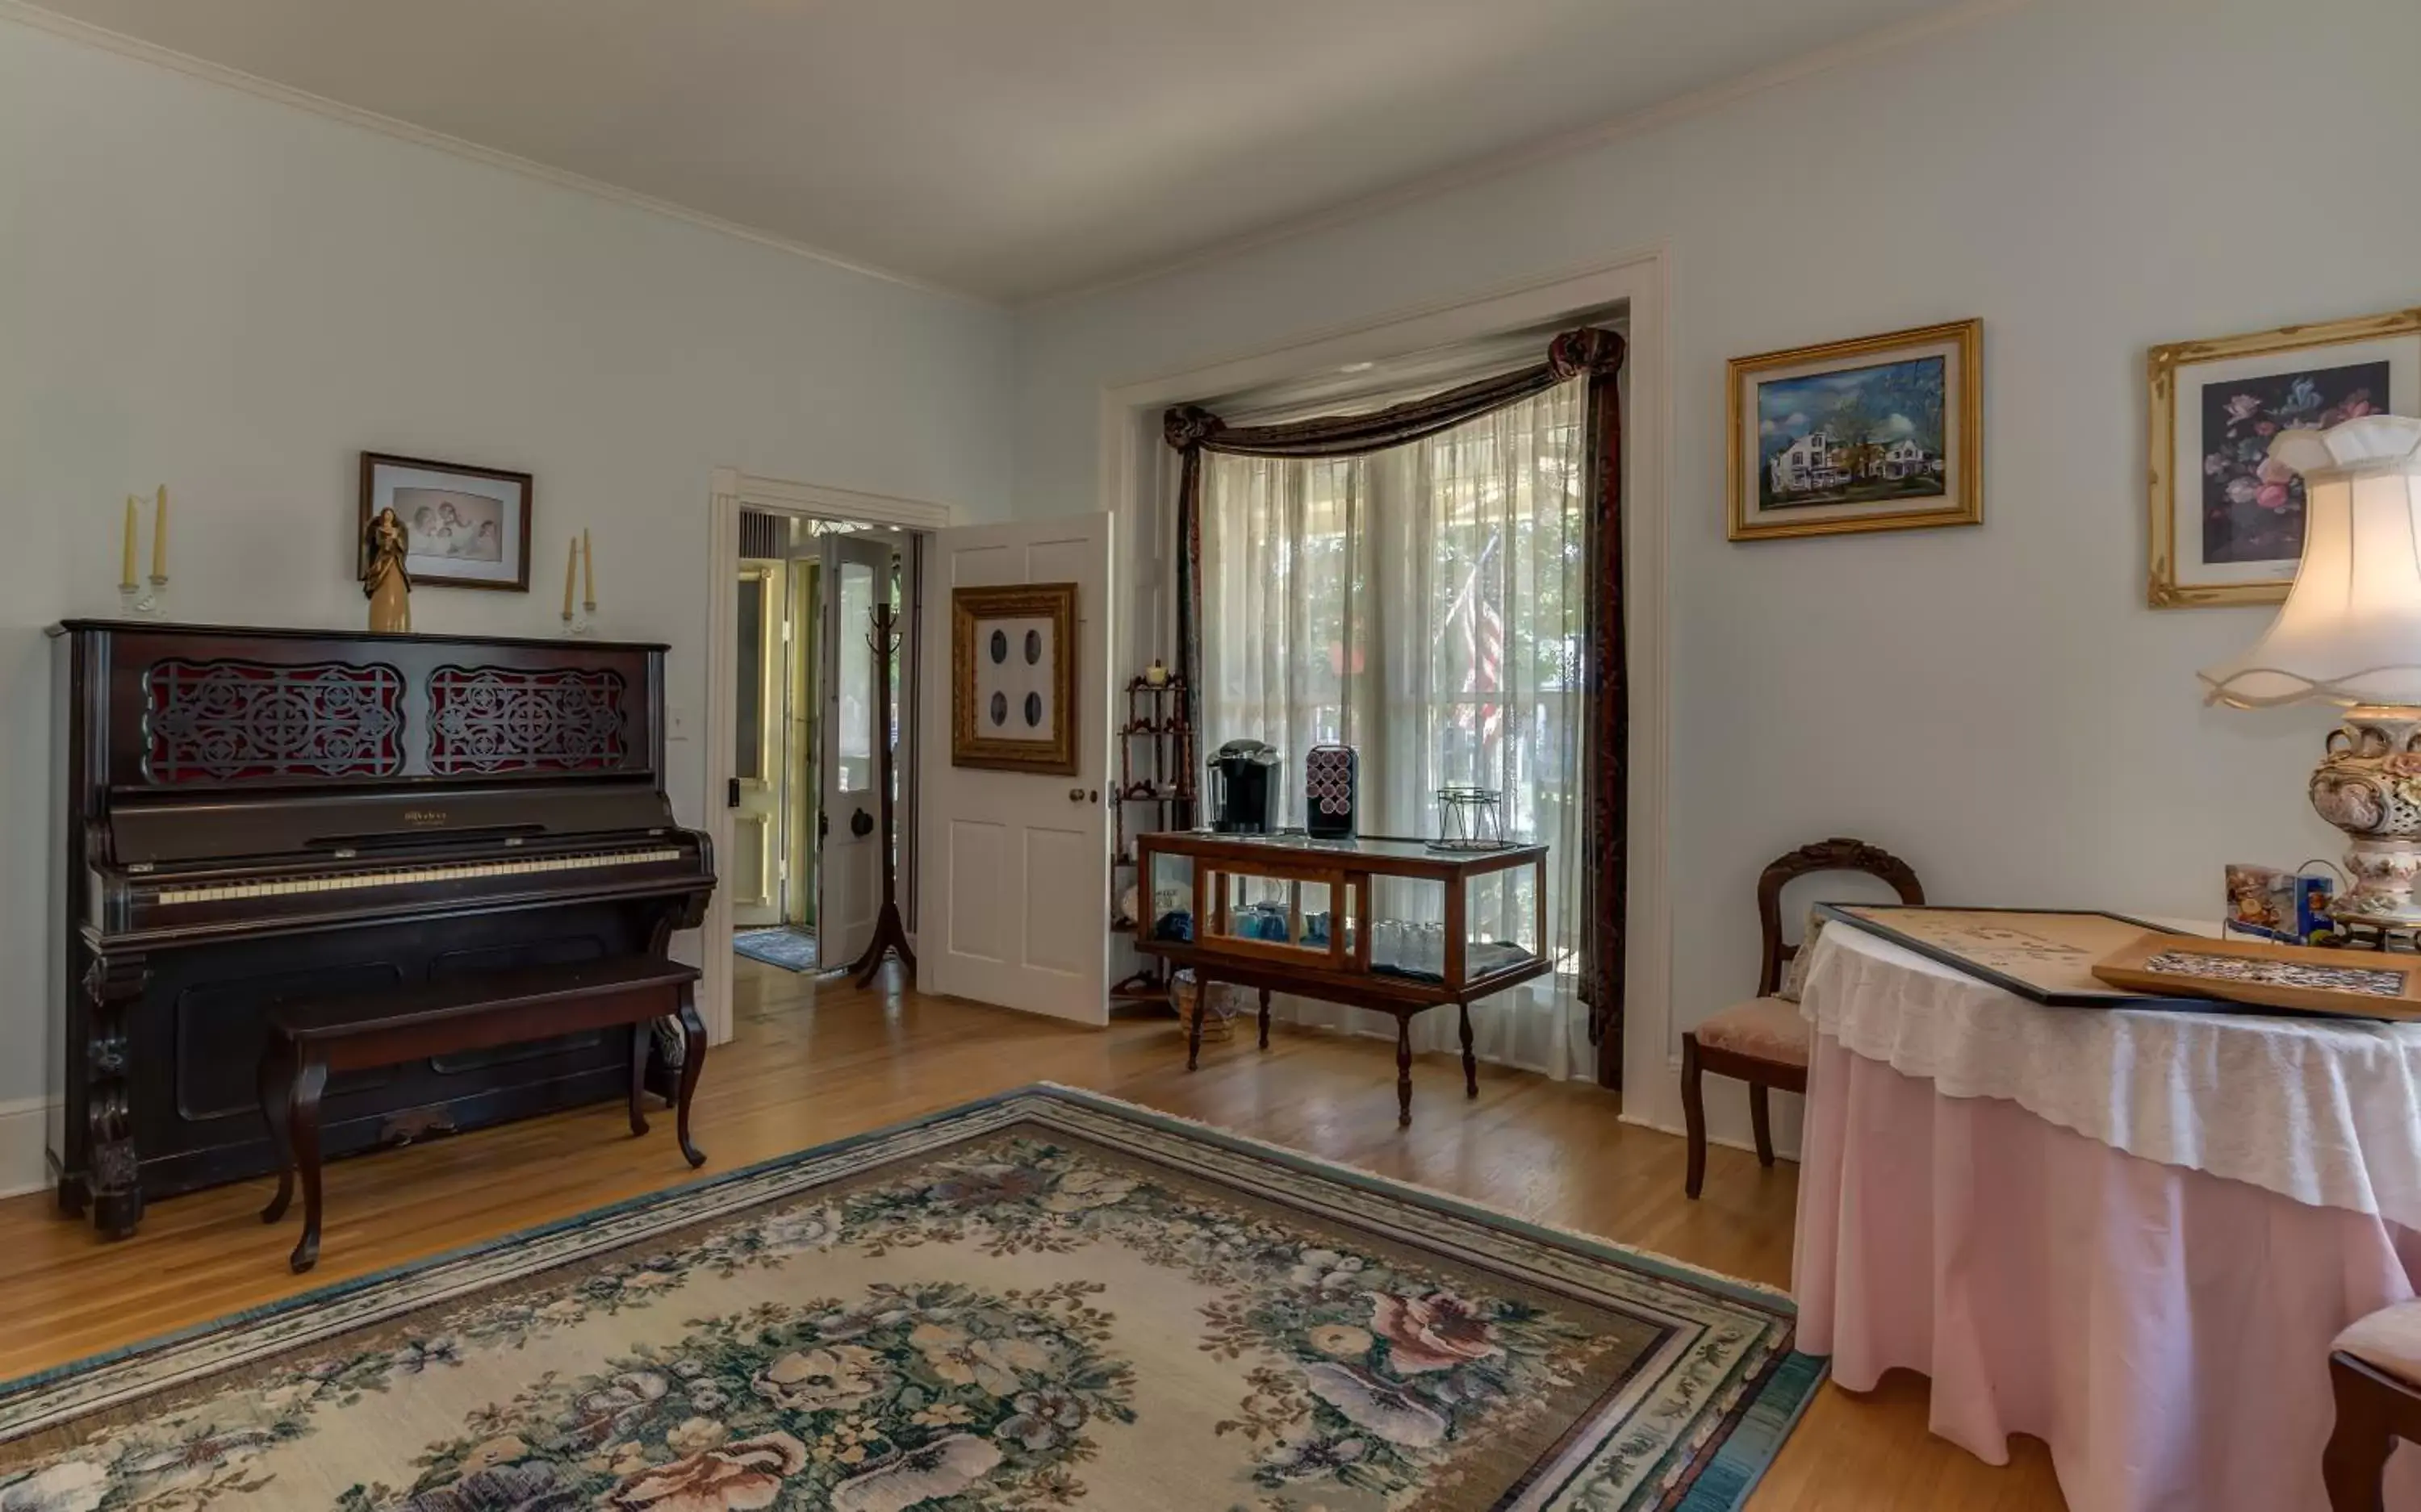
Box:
[1162,326,1626,461]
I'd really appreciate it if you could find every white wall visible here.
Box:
[1010,0,2421,1138]
[0,19,1014,1134]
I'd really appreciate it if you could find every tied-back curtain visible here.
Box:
[1165,327,1628,1087]
[1200,388,1591,1076]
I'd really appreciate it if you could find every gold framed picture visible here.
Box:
[1728,319,1982,541]
[2146,306,2421,608]
[951,583,1079,774]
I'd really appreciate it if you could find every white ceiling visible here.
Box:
[23,0,1973,302]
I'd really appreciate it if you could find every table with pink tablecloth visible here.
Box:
[1791,920,2421,1512]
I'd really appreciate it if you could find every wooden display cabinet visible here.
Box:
[1132,830,1549,1123]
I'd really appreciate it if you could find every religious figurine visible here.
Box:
[361,506,412,633]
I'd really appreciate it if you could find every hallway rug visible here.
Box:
[0,1088,1820,1511]
[734,925,819,972]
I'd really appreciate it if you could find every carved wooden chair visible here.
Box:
[2327,1301,2421,1510]
[1682,837,1924,1199]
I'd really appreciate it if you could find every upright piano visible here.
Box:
[48,620,716,1239]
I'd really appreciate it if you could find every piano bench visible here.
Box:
[255,955,707,1274]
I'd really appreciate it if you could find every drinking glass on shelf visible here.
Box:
[1372,920,1403,970]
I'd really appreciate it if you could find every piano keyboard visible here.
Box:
[155,847,686,906]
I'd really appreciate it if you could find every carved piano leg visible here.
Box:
[1257,988,1272,1050]
[1395,1013,1415,1127]
[627,1022,652,1138]
[287,1059,329,1274]
[673,988,708,1169]
[82,953,148,1241]
[257,1039,295,1225]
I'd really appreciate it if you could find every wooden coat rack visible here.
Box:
[847,600,916,987]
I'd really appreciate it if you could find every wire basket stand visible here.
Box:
[1428,785,1515,852]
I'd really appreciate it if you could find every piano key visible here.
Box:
[150,847,688,906]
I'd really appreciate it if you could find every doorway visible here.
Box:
[725,507,918,1001]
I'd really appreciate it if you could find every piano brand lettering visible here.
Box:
[402,808,449,826]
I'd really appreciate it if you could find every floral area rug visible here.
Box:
[0,1087,1820,1511]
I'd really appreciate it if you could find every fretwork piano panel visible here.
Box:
[78,624,661,790]
[429,665,627,775]
[144,658,408,783]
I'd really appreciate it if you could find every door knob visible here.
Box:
[1068,787,1086,802]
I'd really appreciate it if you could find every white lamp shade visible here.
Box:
[2201,414,2421,708]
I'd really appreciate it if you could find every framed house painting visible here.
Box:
[358,451,533,591]
[2146,307,2421,608]
[951,582,1079,774]
[1729,319,1982,541]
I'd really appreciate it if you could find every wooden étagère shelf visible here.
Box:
[1110,675,1193,1001]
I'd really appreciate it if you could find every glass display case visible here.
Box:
[1134,830,1551,1123]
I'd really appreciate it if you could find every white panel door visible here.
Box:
[918,512,1112,1022]
[730,562,787,928]
[817,532,893,968]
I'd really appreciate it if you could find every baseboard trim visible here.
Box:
[1617,1108,1804,1167]
[0,1096,54,1201]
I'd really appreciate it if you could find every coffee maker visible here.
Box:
[1206,739,1282,833]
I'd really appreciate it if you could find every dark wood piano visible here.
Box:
[48,620,716,1240]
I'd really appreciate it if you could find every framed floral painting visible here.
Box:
[2147,307,2421,608]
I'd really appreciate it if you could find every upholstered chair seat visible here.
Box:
[2327,1300,2421,1506]
[1691,998,1811,1068]
[2339,1301,2421,1386]
[1681,837,1923,1200]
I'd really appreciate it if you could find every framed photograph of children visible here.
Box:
[358,451,534,591]
[2146,307,2421,608]
[1729,319,1982,542]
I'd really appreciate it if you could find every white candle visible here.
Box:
[120,496,137,591]
[582,527,596,610]
[151,485,168,583]
[562,535,579,619]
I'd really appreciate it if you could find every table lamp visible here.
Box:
[2201,414,2421,925]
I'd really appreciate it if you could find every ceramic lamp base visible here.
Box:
[2312,704,2421,927]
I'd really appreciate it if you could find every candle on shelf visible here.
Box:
[582,527,596,611]
[562,534,579,619]
[120,495,138,591]
[151,485,169,583]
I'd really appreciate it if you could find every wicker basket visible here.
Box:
[1172,969,1237,1042]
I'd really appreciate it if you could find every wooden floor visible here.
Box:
[0,960,2065,1510]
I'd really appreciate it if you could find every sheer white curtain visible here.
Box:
[1199,378,1591,1078]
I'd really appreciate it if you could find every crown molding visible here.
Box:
[1021,0,2031,311]
[0,0,997,309]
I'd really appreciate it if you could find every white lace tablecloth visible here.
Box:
[1799,920,2421,1230]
